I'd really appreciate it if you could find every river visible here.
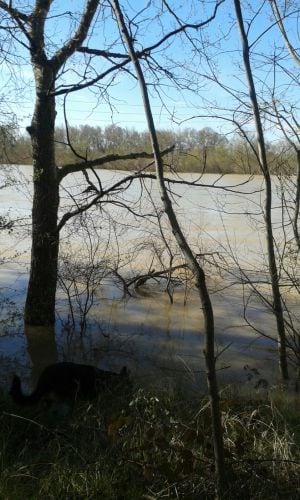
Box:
[0,165,297,392]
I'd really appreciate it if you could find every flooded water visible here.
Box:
[0,165,298,393]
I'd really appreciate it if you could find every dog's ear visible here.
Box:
[9,374,21,395]
[120,366,129,376]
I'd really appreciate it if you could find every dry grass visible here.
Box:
[0,385,299,499]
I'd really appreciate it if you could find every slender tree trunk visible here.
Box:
[234,0,289,381]
[111,1,226,497]
[24,66,59,325]
[293,150,300,249]
[265,171,289,380]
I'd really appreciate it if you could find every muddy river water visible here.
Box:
[0,166,297,392]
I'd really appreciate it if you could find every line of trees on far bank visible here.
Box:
[1,123,297,175]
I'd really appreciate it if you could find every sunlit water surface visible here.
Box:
[0,166,298,393]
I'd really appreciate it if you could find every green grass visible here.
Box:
[0,386,300,499]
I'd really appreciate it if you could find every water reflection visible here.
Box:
[25,325,58,385]
[0,266,280,394]
[0,168,297,392]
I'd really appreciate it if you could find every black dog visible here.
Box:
[10,362,130,405]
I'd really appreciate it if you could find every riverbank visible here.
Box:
[1,384,299,499]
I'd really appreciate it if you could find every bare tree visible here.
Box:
[0,0,226,327]
[111,0,226,496]
[232,0,289,381]
[0,1,170,325]
[171,0,298,381]
[0,1,99,324]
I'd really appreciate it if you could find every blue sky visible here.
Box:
[1,0,299,138]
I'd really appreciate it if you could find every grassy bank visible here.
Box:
[0,385,299,499]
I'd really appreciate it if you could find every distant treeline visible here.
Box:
[1,124,297,174]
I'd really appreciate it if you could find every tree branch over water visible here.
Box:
[57,146,175,181]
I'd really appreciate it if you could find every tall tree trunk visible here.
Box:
[1,0,99,326]
[234,0,289,381]
[24,66,59,325]
[111,1,226,497]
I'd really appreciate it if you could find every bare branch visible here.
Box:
[127,263,188,288]
[77,47,129,58]
[0,1,29,23]
[51,57,131,96]
[78,1,225,60]
[57,145,175,181]
[51,0,99,71]
[0,0,32,48]
[270,0,300,66]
